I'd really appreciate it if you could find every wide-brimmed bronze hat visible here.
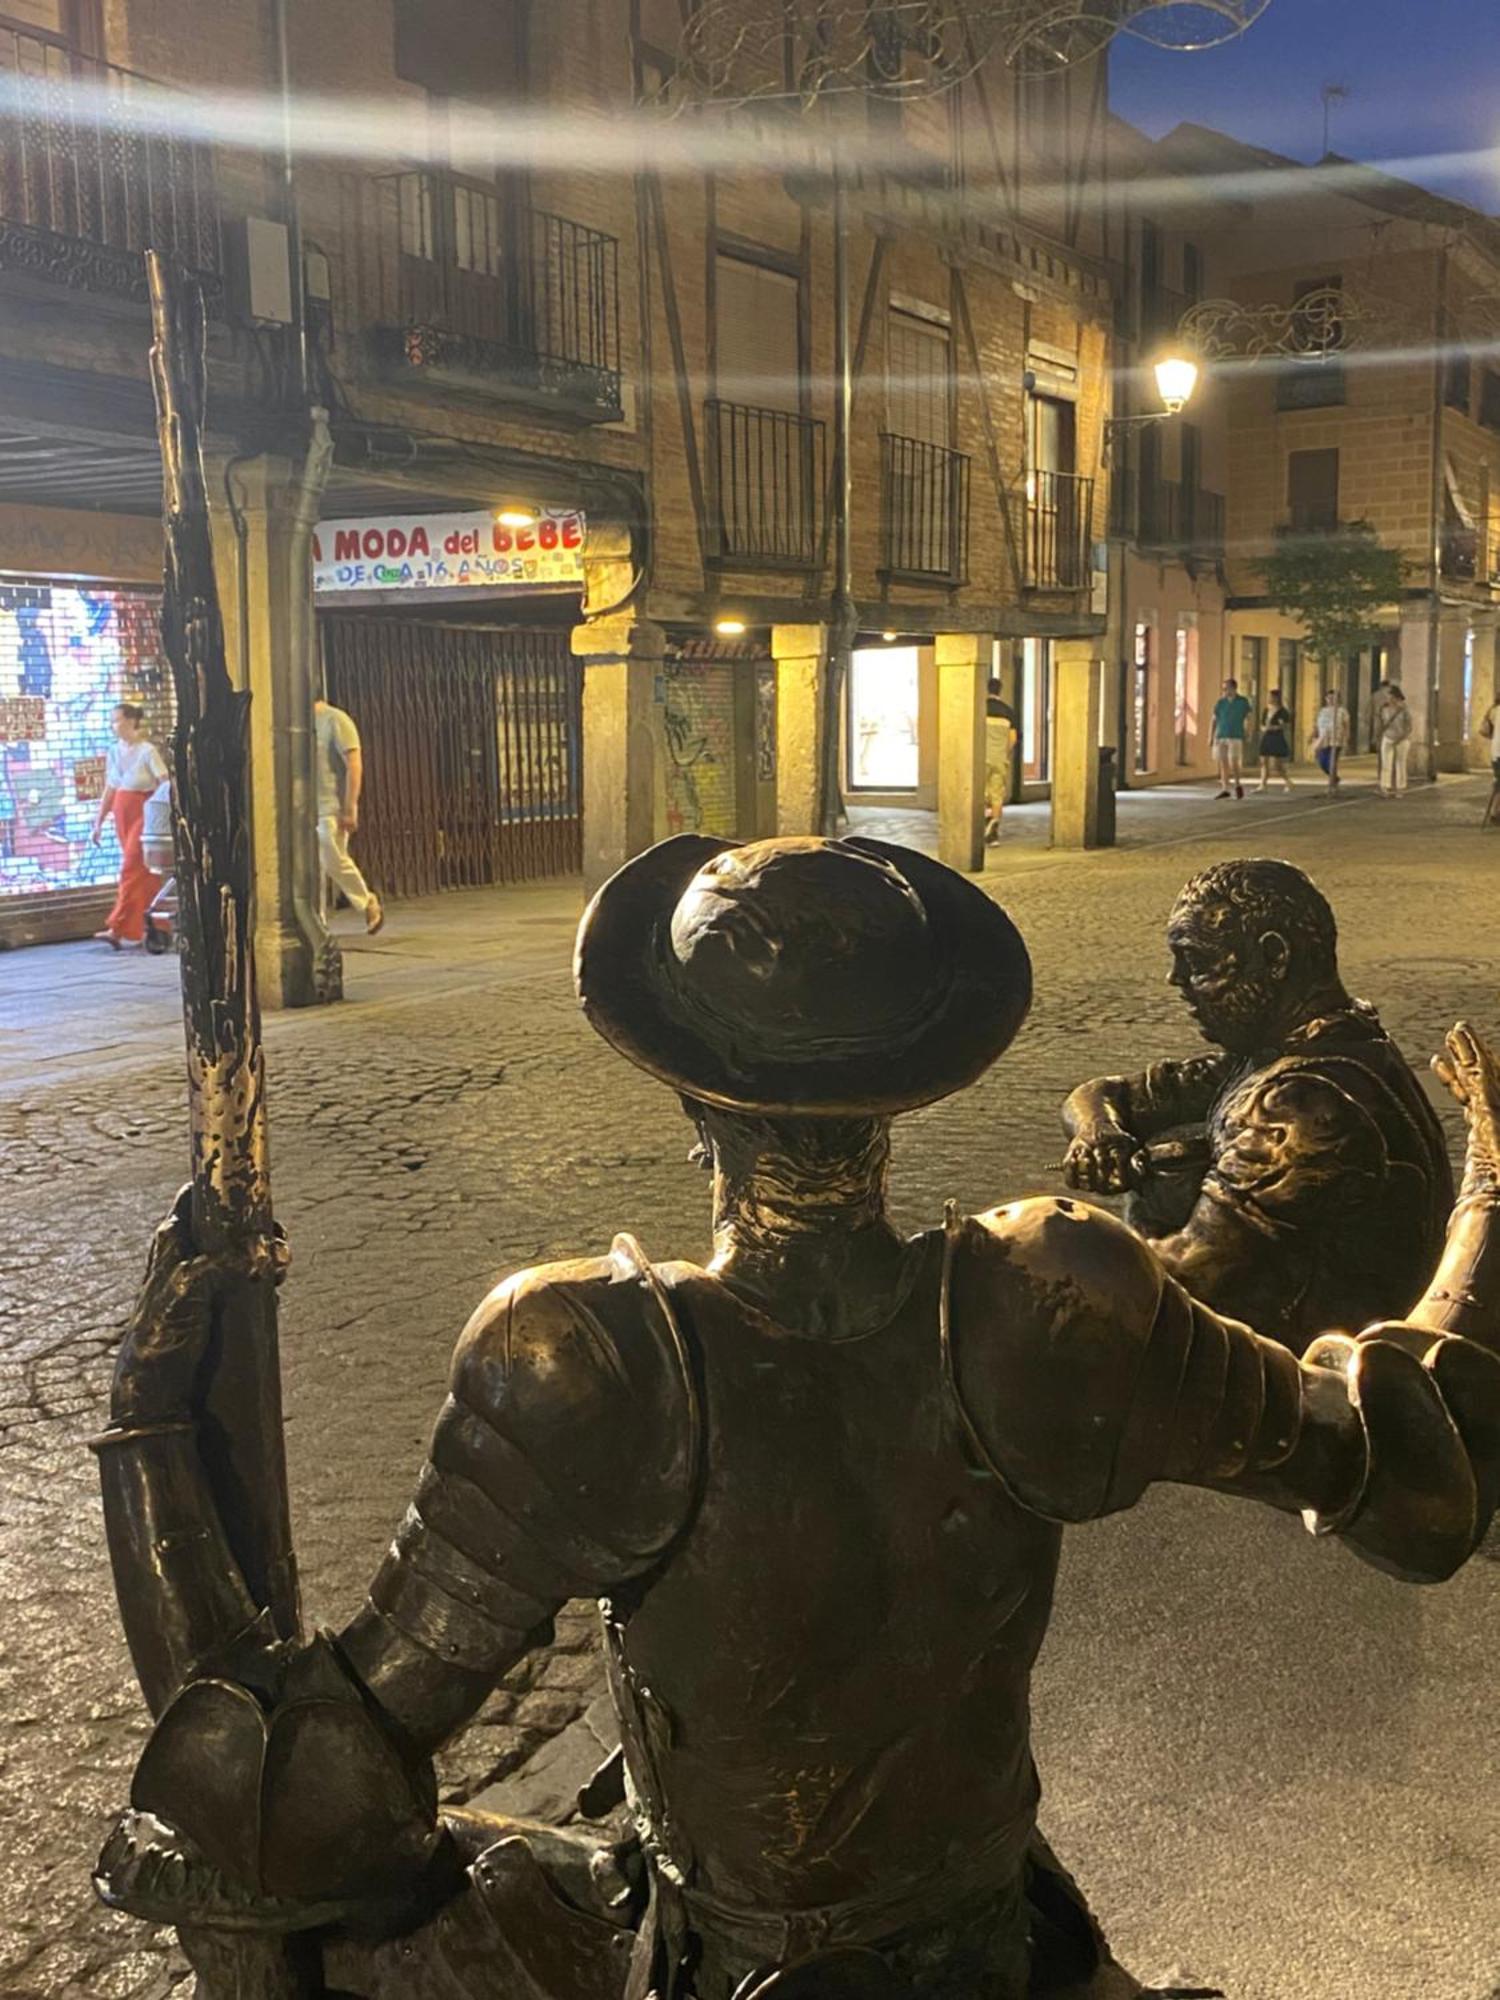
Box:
[574,833,1032,1116]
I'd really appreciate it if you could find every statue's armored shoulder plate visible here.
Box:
[944,1196,1167,1523]
[443,1236,703,1581]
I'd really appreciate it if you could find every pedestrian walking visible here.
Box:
[1256,688,1294,793]
[983,678,1016,846]
[1481,694,1500,826]
[1310,688,1350,791]
[89,702,168,947]
[1375,683,1414,797]
[1210,676,1253,798]
[315,696,384,934]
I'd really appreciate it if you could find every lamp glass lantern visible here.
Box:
[1152,350,1200,416]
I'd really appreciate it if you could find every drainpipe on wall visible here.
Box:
[289,407,339,1000]
[271,0,338,997]
[1424,243,1448,779]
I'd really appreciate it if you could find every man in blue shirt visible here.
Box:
[1210,677,1254,799]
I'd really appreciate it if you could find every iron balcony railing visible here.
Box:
[0,30,219,293]
[879,433,970,582]
[1025,469,1094,589]
[1138,480,1225,558]
[392,167,622,419]
[706,399,825,569]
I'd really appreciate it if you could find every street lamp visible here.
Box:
[1153,350,1200,414]
[1103,346,1201,463]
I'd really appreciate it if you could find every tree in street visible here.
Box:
[1257,519,1407,675]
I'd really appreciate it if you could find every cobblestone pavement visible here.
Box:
[3,774,1499,2000]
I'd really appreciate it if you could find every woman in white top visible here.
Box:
[90,702,168,947]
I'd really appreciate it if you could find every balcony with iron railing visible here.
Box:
[1025,469,1094,589]
[0,30,219,302]
[706,399,825,570]
[377,167,622,423]
[1137,480,1226,561]
[879,433,970,583]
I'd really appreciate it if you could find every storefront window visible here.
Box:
[847,648,920,791]
[1132,620,1152,774]
[1174,619,1199,766]
[1021,636,1050,782]
[0,580,170,902]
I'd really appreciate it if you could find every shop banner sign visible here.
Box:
[313,510,586,595]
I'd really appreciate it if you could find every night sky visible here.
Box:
[1110,0,1500,212]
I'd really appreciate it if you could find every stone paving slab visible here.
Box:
[2,771,1498,1999]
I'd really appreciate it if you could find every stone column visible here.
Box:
[1050,638,1104,849]
[1435,615,1470,773]
[934,633,987,873]
[571,614,663,895]
[211,452,338,1010]
[1396,608,1438,781]
[772,624,827,835]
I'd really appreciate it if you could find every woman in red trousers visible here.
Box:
[90,703,169,948]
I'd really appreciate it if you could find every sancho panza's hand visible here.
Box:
[1061,1125,1148,1197]
[1434,1020,1500,1196]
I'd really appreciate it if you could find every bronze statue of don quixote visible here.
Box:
[92,257,1500,2000]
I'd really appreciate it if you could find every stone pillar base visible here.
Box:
[935,634,987,873]
[210,453,335,1011]
[772,625,828,836]
[1051,640,1104,850]
[572,616,664,895]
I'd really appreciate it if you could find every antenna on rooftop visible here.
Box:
[1321,82,1349,157]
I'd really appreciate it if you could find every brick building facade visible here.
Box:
[1117,124,1500,785]
[0,0,1137,985]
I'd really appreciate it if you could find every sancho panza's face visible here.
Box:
[1166,901,1284,1053]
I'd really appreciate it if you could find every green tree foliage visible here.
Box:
[1256,520,1406,667]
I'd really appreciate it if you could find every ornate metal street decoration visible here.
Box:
[668,0,1270,107]
[94,827,1500,1998]
[1179,284,1358,363]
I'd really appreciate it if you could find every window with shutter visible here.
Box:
[715,256,801,411]
[394,0,524,99]
[1287,448,1340,533]
[887,310,952,446]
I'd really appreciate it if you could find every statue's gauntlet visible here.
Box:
[97,1631,444,1931]
[1302,1320,1500,1583]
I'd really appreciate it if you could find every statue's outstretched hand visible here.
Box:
[1062,1127,1148,1197]
[1432,1021,1500,1196]
[112,1187,286,1428]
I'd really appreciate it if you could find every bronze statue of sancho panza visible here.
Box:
[1062,858,1453,1352]
[95,835,1500,2000]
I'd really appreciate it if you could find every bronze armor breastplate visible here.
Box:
[603,1230,1061,1927]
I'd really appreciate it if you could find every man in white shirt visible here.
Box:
[1309,687,1351,792]
[315,697,384,935]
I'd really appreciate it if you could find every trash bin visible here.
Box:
[1095,745,1117,847]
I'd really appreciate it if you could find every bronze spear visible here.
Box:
[145,248,299,1644]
